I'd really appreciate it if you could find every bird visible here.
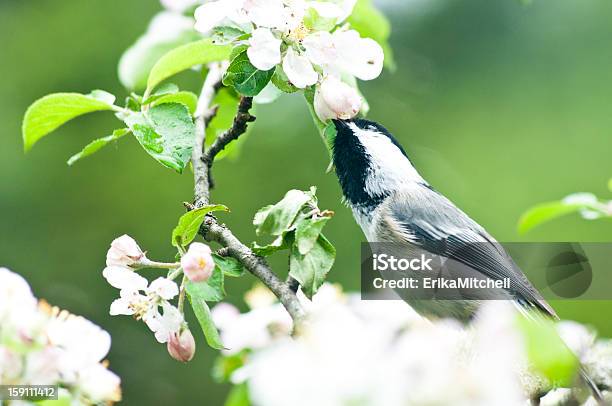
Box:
[331,118,603,402]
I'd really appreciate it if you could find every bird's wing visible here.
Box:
[380,184,556,317]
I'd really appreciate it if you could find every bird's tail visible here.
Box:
[580,366,605,405]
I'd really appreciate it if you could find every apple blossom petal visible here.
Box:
[194,1,231,34]
[247,28,282,70]
[147,277,179,300]
[181,242,215,283]
[244,0,287,28]
[333,30,384,81]
[102,266,148,291]
[77,364,122,403]
[109,298,134,316]
[303,31,337,68]
[282,48,318,88]
[160,0,200,12]
[314,75,362,121]
[307,1,344,19]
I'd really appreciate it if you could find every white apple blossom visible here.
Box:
[145,302,185,343]
[102,266,148,291]
[245,0,288,29]
[106,234,146,267]
[193,0,249,34]
[147,277,180,300]
[0,267,39,330]
[211,302,292,354]
[0,267,121,404]
[193,0,383,118]
[75,363,122,403]
[283,47,318,88]
[247,28,283,71]
[45,309,112,380]
[314,75,362,120]
[181,242,215,282]
[103,264,183,344]
[160,0,201,12]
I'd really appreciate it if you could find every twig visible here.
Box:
[202,217,305,323]
[190,69,306,328]
[193,63,224,207]
[203,96,255,166]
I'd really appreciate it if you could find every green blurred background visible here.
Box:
[1,0,612,404]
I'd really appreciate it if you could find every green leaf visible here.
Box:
[213,26,248,44]
[223,50,274,97]
[289,234,336,299]
[224,383,250,406]
[304,87,327,134]
[186,266,226,303]
[271,65,298,93]
[253,189,315,236]
[149,91,199,115]
[348,0,395,70]
[187,289,224,350]
[252,234,291,256]
[88,89,116,105]
[146,39,232,93]
[516,315,579,386]
[295,216,330,255]
[518,201,597,234]
[123,103,195,172]
[323,122,337,154]
[303,7,337,32]
[213,351,247,383]
[172,204,229,248]
[22,93,115,151]
[118,23,198,91]
[67,128,129,166]
[213,254,245,277]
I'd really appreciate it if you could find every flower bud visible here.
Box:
[167,328,196,362]
[314,75,362,121]
[106,235,145,267]
[181,243,215,283]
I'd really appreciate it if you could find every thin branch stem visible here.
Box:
[193,63,225,207]
[203,96,255,166]
[178,275,187,313]
[138,259,180,269]
[202,217,306,323]
[190,68,306,328]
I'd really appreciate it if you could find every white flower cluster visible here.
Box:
[194,0,384,121]
[0,268,121,405]
[103,235,215,362]
[213,285,612,406]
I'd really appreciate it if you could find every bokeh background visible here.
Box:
[2,0,612,404]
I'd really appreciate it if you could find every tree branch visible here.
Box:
[192,63,224,207]
[202,217,305,323]
[203,96,255,166]
[191,68,306,327]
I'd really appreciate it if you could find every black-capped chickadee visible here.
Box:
[331,118,603,401]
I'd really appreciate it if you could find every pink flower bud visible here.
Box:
[106,235,145,267]
[181,243,215,283]
[167,329,196,362]
[314,75,362,121]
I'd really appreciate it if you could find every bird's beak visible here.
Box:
[332,119,349,131]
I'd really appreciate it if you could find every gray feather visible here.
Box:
[372,183,556,319]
